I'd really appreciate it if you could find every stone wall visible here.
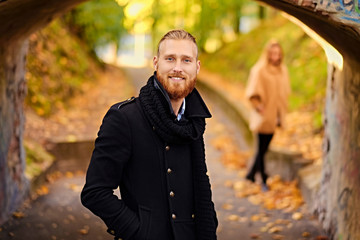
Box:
[0,0,87,225]
[317,58,360,239]
[0,40,29,224]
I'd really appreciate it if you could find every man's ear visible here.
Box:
[153,56,158,70]
[196,60,201,74]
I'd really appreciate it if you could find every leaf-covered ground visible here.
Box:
[1,65,327,240]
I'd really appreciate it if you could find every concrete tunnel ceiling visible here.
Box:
[1,0,359,59]
[0,0,86,44]
[257,0,360,61]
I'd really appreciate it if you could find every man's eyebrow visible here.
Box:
[163,53,195,59]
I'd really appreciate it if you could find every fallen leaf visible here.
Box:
[268,226,283,233]
[292,212,303,220]
[13,211,25,219]
[36,185,49,195]
[315,236,329,240]
[227,214,239,221]
[65,171,74,178]
[275,219,290,225]
[233,181,246,191]
[251,215,261,222]
[79,228,89,235]
[239,217,248,222]
[250,233,260,239]
[222,203,234,210]
[79,225,90,235]
[69,184,82,192]
[272,234,285,240]
[302,231,311,237]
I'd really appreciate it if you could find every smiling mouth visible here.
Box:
[169,76,185,81]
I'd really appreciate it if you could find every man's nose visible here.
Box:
[173,60,183,72]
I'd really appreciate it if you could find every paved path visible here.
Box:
[0,67,325,240]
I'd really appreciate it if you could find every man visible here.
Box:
[245,40,291,191]
[81,30,218,240]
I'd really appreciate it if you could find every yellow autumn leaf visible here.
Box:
[13,211,25,219]
[272,234,285,240]
[65,171,74,178]
[250,215,261,222]
[292,212,303,220]
[36,185,49,195]
[268,226,283,233]
[69,183,82,192]
[79,228,89,235]
[222,203,234,210]
[233,181,246,191]
[250,233,260,239]
[227,214,239,221]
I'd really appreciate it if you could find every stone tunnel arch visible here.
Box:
[1,0,359,239]
[257,1,360,239]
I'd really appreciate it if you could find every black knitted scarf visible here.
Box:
[139,75,205,144]
[139,75,217,239]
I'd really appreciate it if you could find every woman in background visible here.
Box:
[245,40,291,191]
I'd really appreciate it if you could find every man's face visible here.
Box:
[153,39,200,101]
[268,45,282,66]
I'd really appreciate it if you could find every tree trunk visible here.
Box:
[318,58,360,239]
[0,40,29,225]
[233,3,242,34]
[258,5,266,20]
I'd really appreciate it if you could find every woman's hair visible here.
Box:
[255,39,284,67]
[265,40,283,63]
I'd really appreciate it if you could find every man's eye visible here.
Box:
[184,59,191,63]
[166,57,174,61]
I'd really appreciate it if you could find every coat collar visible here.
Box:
[152,72,211,120]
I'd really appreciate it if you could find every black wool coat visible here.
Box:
[81,87,218,240]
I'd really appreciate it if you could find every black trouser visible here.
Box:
[246,133,274,184]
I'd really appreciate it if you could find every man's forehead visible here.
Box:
[159,39,197,57]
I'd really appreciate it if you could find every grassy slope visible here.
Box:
[26,19,102,117]
[200,15,327,127]
[25,19,102,179]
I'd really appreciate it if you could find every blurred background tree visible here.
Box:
[64,0,127,57]
[26,0,327,128]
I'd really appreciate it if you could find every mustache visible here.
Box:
[168,73,186,78]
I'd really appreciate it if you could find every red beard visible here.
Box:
[157,72,196,100]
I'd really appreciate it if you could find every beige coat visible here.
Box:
[246,63,291,134]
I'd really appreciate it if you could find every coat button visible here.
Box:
[192,214,195,219]
[110,230,115,235]
[167,168,172,174]
[152,126,156,131]
[169,191,175,197]
[172,214,176,219]
[165,145,170,151]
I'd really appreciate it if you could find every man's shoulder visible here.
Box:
[110,97,137,111]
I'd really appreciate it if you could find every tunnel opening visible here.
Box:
[1,0,360,239]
